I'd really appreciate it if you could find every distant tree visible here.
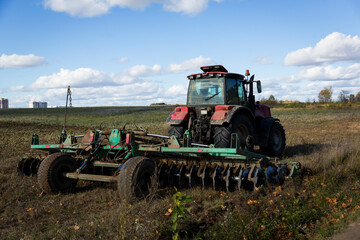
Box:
[349,94,355,103]
[338,90,349,102]
[356,91,360,102]
[259,97,266,102]
[268,95,276,102]
[318,87,332,103]
[260,95,277,105]
[150,102,166,106]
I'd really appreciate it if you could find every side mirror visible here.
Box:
[256,81,262,93]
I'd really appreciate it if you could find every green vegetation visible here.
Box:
[170,188,192,240]
[0,106,173,134]
[0,106,360,239]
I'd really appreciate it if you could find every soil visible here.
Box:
[331,220,360,240]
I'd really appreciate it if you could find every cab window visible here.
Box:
[187,78,224,105]
[226,78,238,104]
[238,81,246,103]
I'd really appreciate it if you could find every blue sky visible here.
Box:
[1,0,360,107]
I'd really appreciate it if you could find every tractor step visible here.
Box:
[65,173,117,182]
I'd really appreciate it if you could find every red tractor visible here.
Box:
[167,65,286,157]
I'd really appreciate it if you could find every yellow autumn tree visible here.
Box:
[318,87,333,103]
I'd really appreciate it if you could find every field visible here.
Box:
[1,106,360,239]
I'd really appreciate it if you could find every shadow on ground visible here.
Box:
[74,182,116,193]
[284,143,328,158]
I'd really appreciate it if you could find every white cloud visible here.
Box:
[162,0,209,15]
[255,57,272,65]
[285,32,360,66]
[43,0,222,17]
[44,0,111,17]
[307,79,360,89]
[38,83,185,107]
[9,86,26,92]
[164,84,188,97]
[0,54,45,68]
[8,56,214,107]
[297,63,360,81]
[167,56,213,73]
[258,66,360,102]
[118,57,128,63]
[12,56,212,92]
[30,68,115,89]
[123,56,213,77]
[10,94,46,108]
[125,64,162,77]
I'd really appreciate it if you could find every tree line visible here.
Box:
[318,87,360,103]
[260,87,360,104]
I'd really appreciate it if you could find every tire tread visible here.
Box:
[37,152,77,194]
[118,156,156,202]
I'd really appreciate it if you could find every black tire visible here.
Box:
[118,156,157,202]
[37,153,78,194]
[214,114,254,148]
[168,125,185,138]
[261,122,286,157]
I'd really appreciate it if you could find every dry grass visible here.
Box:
[0,106,360,239]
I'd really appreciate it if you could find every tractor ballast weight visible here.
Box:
[18,128,300,201]
[167,65,285,157]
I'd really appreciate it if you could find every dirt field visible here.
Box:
[0,106,359,239]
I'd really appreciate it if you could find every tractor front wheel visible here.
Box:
[261,122,286,157]
[214,115,254,148]
[37,153,78,194]
[117,156,157,202]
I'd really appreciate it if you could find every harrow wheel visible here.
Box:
[117,156,157,202]
[37,153,78,194]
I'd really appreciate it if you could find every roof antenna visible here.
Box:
[60,86,72,143]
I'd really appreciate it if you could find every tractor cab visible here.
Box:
[187,76,247,106]
[186,65,260,108]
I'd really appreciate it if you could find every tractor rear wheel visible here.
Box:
[168,125,185,139]
[37,153,78,194]
[261,122,286,157]
[214,115,253,148]
[117,156,157,202]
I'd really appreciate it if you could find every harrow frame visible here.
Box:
[18,128,300,199]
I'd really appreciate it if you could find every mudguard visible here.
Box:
[257,117,279,146]
[255,104,271,118]
[210,105,254,125]
[166,107,191,125]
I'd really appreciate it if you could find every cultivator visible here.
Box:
[18,128,300,201]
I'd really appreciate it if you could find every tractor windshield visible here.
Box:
[187,78,224,105]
